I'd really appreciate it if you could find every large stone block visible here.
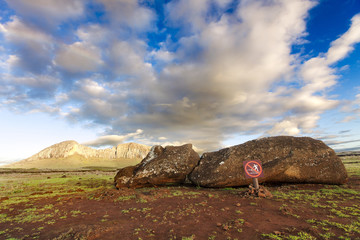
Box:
[189,136,348,187]
[114,144,200,188]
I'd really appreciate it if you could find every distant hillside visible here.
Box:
[4,141,151,169]
[337,151,360,157]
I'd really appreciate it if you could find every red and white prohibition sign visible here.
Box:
[243,160,264,179]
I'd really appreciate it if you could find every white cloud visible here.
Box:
[326,14,360,64]
[64,76,133,124]
[76,24,110,45]
[83,129,143,147]
[0,17,54,72]
[109,40,156,84]
[63,0,320,152]
[142,0,316,144]
[97,0,155,31]
[81,79,107,98]
[0,17,52,45]
[339,92,360,122]
[356,93,360,105]
[149,49,175,63]
[12,75,60,90]
[71,79,107,99]
[267,119,301,136]
[166,0,209,32]
[300,57,337,91]
[5,55,20,70]
[54,42,104,73]
[283,14,360,133]
[1,0,360,153]
[340,115,356,123]
[0,73,61,104]
[5,0,85,27]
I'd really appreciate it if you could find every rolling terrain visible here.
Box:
[0,156,359,239]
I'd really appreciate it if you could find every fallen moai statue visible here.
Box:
[115,136,348,189]
[189,136,348,187]
[114,144,200,189]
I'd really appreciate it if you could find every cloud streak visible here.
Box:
[83,129,144,147]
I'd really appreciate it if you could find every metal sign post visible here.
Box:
[243,160,263,190]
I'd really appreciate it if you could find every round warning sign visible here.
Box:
[243,160,263,178]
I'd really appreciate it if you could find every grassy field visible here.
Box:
[341,155,360,176]
[0,156,359,240]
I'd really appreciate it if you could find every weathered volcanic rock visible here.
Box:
[114,144,200,188]
[114,165,137,189]
[189,136,348,187]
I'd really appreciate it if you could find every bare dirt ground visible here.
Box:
[1,161,360,240]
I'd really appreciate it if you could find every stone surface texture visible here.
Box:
[114,144,200,188]
[189,136,348,187]
[114,165,137,189]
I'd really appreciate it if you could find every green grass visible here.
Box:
[0,158,359,240]
[268,158,360,240]
[0,173,113,211]
[0,172,113,239]
[262,231,316,240]
[115,195,136,202]
[341,156,360,176]
[307,219,360,235]
[182,235,195,240]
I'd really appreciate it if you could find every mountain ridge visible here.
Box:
[5,141,151,169]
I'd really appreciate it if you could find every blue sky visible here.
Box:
[0,0,360,165]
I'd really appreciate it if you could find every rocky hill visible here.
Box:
[5,141,151,169]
